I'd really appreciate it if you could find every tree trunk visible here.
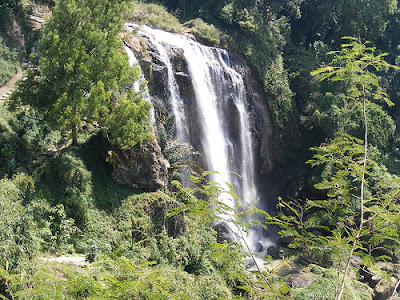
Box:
[72,124,78,147]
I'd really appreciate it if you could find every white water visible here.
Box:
[217,51,258,209]
[126,24,188,142]
[123,45,155,124]
[128,24,262,250]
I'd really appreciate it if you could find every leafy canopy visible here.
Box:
[268,38,400,299]
[11,0,152,148]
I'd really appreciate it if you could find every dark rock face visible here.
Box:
[267,245,286,259]
[213,222,235,244]
[147,197,186,238]
[228,52,274,175]
[126,30,275,184]
[109,139,168,191]
[122,28,295,233]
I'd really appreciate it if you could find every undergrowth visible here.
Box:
[0,36,18,86]
[129,2,184,33]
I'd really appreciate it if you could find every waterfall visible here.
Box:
[126,24,188,142]
[126,24,263,250]
[124,41,155,124]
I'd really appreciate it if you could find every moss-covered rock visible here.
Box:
[291,267,372,300]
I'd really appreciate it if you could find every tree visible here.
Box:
[292,0,397,45]
[271,38,400,299]
[11,0,151,148]
[311,37,400,300]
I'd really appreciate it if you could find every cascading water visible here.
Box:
[125,24,188,142]
[125,24,267,251]
[124,45,155,124]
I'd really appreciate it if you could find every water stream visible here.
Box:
[125,24,263,251]
[124,43,155,124]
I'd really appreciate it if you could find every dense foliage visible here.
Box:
[11,0,152,148]
[1,0,400,299]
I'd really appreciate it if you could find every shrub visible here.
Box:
[187,18,222,45]
[0,175,39,272]
[129,3,184,33]
[0,104,58,177]
[40,151,92,227]
[29,198,77,253]
[0,36,18,86]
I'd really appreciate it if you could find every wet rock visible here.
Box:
[229,52,274,174]
[132,29,275,176]
[267,245,285,259]
[213,222,234,244]
[244,257,256,269]
[277,236,294,247]
[286,272,323,289]
[175,71,195,100]
[254,242,264,253]
[374,281,396,300]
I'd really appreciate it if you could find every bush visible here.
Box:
[187,18,222,45]
[0,104,58,177]
[113,191,186,259]
[39,151,92,227]
[129,3,184,33]
[0,175,39,272]
[0,36,18,86]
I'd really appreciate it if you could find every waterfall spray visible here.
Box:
[126,24,266,251]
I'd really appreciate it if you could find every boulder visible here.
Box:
[267,245,286,259]
[243,257,256,269]
[374,281,396,300]
[109,139,168,191]
[277,236,294,247]
[286,272,323,289]
[213,222,235,244]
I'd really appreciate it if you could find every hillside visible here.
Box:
[0,0,399,299]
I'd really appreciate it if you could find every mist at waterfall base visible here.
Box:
[125,23,276,254]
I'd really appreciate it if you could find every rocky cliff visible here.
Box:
[123,30,275,178]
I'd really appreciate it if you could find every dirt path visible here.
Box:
[0,69,24,101]
[40,255,87,267]
[0,3,50,102]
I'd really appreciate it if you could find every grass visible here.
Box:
[186,18,222,45]
[129,2,184,33]
[67,133,141,211]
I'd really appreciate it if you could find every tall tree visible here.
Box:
[292,0,398,45]
[271,38,400,299]
[312,37,399,300]
[12,0,151,147]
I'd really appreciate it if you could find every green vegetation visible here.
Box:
[0,103,58,176]
[268,38,400,299]
[0,36,18,86]
[129,2,184,33]
[1,0,400,299]
[292,268,371,300]
[186,18,222,45]
[11,0,152,148]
